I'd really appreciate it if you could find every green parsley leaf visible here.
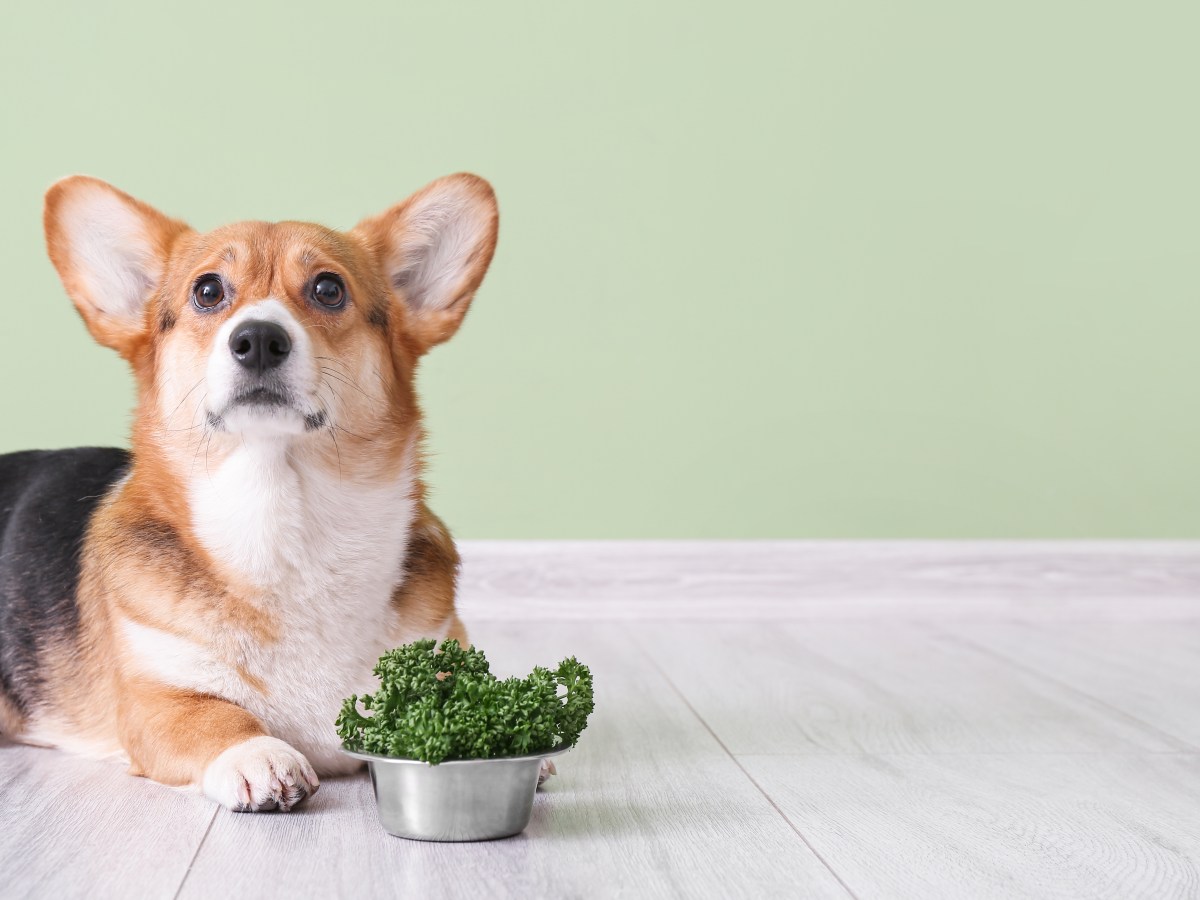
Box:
[336,639,595,764]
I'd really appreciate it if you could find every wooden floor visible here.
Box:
[3,542,1200,899]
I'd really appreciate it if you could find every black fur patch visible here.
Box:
[368,303,390,332]
[159,308,176,333]
[0,448,129,715]
[126,518,185,557]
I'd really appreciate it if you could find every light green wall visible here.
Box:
[2,2,1197,537]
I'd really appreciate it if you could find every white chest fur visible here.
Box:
[190,439,417,594]
[140,439,441,773]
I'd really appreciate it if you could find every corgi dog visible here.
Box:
[0,174,498,811]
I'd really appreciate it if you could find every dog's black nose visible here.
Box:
[229,320,292,373]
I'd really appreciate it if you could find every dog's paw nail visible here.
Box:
[202,736,317,812]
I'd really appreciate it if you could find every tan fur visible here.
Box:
[119,680,266,783]
[21,174,497,802]
[390,501,468,645]
[0,691,23,737]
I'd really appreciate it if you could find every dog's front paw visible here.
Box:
[537,758,556,788]
[202,736,319,812]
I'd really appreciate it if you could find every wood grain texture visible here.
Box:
[177,623,849,900]
[0,741,215,900]
[943,622,1200,750]
[636,622,1186,755]
[4,542,1200,900]
[741,752,1200,900]
[457,541,1200,622]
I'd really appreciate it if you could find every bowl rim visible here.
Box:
[341,744,571,766]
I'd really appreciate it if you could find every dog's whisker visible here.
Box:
[319,378,345,411]
[164,377,206,425]
[191,391,210,429]
[335,424,378,443]
[190,427,208,476]
[315,356,366,387]
[316,369,350,398]
[320,367,370,398]
[315,355,351,372]
[187,393,212,477]
[328,424,344,481]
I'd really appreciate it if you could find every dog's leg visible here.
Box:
[393,502,470,646]
[117,678,318,811]
[0,691,24,738]
[444,613,470,646]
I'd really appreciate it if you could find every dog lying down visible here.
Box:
[0,173,499,811]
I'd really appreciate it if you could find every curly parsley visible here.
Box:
[336,639,595,764]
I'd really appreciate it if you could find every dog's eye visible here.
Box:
[192,275,225,310]
[312,274,345,308]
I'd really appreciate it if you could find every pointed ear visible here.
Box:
[43,176,190,354]
[353,173,498,350]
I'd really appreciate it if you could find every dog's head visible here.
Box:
[42,175,497,468]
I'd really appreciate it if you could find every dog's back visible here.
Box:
[0,448,129,729]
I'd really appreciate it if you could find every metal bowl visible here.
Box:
[343,745,570,841]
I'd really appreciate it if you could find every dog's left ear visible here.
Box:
[353,173,498,351]
[44,176,191,356]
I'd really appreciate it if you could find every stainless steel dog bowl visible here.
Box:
[343,746,569,841]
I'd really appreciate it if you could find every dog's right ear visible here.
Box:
[44,176,191,355]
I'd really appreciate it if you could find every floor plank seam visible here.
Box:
[622,624,862,900]
[705,750,1200,758]
[939,630,1200,753]
[465,614,1200,625]
[721,755,863,900]
[172,807,219,900]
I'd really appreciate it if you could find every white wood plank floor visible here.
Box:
[2,542,1199,899]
